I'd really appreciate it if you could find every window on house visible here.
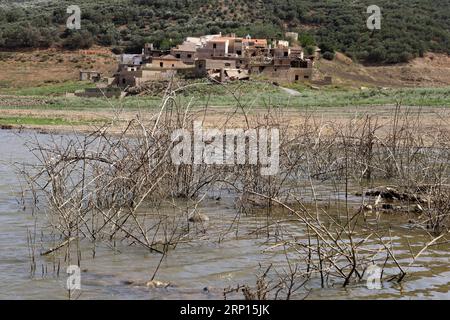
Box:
[187,54,192,58]
[304,75,309,79]
[237,50,242,55]
[160,62,163,67]
[225,63,231,67]
[172,64,175,67]
[295,75,299,81]
[213,44,217,49]
[284,51,288,57]
[122,78,126,84]
[176,54,181,59]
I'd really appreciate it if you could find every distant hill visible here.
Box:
[1,0,449,64]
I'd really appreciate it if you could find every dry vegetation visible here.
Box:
[20,81,450,299]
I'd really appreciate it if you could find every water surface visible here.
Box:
[0,129,448,299]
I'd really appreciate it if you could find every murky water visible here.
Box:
[0,129,448,299]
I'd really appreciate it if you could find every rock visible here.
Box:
[365,187,413,201]
[123,279,172,288]
[146,280,171,288]
[188,212,209,223]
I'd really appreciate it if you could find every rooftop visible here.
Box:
[154,54,179,60]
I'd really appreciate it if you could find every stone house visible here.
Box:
[197,39,230,58]
[170,42,197,65]
[242,37,268,49]
[79,70,101,82]
[149,55,189,69]
[249,55,313,82]
[272,47,291,58]
[289,46,305,60]
[113,55,193,87]
[250,64,313,82]
[120,54,143,66]
[143,43,170,60]
[195,59,236,77]
[114,67,179,87]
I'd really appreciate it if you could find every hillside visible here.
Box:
[2,48,450,91]
[0,47,117,89]
[315,52,450,88]
[1,0,449,64]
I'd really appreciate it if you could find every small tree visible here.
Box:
[299,32,315,47]
[305,45,315,56]
[62,30,94,50]
[322,51,335,60]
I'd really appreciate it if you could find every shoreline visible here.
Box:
[1,104,449,137]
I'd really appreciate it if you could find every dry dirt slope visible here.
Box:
[316,52,450,88]
[0,47,117,89]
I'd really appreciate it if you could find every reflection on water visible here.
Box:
[0,129,448,299]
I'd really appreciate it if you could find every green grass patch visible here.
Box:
[1,82,449,110]
[0,116,105,126]
[0,81,97,96]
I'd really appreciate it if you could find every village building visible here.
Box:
[79,70,101,82]
[272,47,291,58]
[243,36,268,50]
[197,38,230,58]
[195,59,237,77]
[289,46,305,59]
[120,54,144,66]
[113,54,193,87]
[143,43,170,60]
[215,35,244,56]
[106,33,329,88]
[275,40,290,48]
[249,62,313,82]
[148,54,190,69]
[170,42,197,65]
